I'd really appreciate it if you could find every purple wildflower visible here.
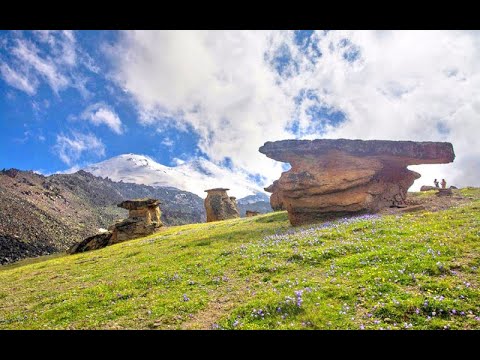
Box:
[294,290,304,307]
[183,294,190,302]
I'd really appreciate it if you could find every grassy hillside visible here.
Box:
[1,189,479,330]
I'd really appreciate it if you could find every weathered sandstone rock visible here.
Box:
[204,188,240,222]
[436,188,453,197]
[260,139,455,226]
[110,198,162,243]
[264,180,286,211]
[246,210,260,217]
[67,232,113,254]
[420,185,438,191]
[68,198,163,253]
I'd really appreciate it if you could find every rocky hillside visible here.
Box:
[237,193,272,216]
[0,168,205,265]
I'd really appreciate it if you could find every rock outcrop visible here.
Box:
[67,232,113,254]
[110,198,163,243]
[68,198,163,254]
[204,188,240,222]
[246,210,260,217]
[259,139,455,226]
[420,185,438,191]
[264,180,286,211]
[436,188,453,197]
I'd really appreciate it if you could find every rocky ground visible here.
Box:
[381,189,471,215]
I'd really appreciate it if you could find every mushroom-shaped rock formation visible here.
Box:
[110,198,163,243]
[68,198,163,254]
[246,210,261,217]
[259,139,455,226]
[204,188,240,222]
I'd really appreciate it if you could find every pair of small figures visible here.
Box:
[434,178,447,189]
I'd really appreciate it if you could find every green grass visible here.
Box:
[0,190,479,330]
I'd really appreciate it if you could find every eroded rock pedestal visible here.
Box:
[260,139,455,226]
[109,198,163,243]
[204,188,240,222]
[68,198,163,254]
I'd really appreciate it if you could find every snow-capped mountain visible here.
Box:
[237,192,270,205]
[83,154,266,199]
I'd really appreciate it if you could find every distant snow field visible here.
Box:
[84,154,267,199]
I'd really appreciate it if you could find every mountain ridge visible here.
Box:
[0,168,205,264]
[0,167,273,265]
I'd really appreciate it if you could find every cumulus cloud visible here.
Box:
[107,30,291,186]
[107,30,480,191]
[80,102,123,134]
[53,132,105,165]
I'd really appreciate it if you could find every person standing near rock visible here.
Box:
[434,179,439,188]
[441,179,447,189]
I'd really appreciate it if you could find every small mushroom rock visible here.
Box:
[68,198,163,253]
[204,188,240,222]
[111,198,163,243]
[259,139,455,226]
[246,210,260,217]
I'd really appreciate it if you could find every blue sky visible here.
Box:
[0,30,340,175]
[1,30,479,191]
[0,31,208,173]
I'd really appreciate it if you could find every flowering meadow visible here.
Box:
[0,188,479,329]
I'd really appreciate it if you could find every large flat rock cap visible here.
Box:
[118,198,160,210]
[259,139,455,165]
[205,188,230,192]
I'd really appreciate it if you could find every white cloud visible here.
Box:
[161,137,174,148]
[33,30,76,67]
[11,38,69,94]
[53,132,106,165]
[107,30,480,191]
[80,102,123,134]
[107,30,291,187]
[0,62,37,95]
[1,31,96,97]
